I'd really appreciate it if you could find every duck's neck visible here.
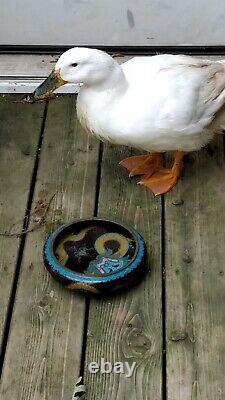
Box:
[80,62,128,97]
[77,62,127,136]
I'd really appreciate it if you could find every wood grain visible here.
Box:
[0,95,44,348]
[0,96,99,400]
[85,143,162,400]
[165,137,225,399]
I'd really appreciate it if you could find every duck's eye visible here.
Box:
[71,63,78,67]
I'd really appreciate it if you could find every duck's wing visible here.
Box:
[175,60,225,128]
[122,55,225,132]
[121,54,215,78]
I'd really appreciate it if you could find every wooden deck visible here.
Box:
[0,93,225,400]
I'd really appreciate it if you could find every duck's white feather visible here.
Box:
[76,52,225,152]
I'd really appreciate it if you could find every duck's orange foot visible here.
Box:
[139,169,179,195]
[138,151,185,196]
[119,153,164,177]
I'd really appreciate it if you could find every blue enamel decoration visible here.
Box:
[43,218,148,293]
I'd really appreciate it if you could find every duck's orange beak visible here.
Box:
[33,69,67,100]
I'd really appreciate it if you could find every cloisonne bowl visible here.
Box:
[43,218,147,294]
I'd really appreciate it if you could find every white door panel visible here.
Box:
[0,0,225,46]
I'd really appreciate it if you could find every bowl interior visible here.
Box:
[53,219,138,277]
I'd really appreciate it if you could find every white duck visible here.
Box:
[34,48,225,195]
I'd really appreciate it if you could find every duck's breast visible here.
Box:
[76,88,127,143]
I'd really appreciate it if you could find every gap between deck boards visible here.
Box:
[0,102,48,377]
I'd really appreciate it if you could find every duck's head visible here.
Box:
[34,47,118,99]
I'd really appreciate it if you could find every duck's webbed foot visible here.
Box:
[138,151,185,196]
[119,152,164,178]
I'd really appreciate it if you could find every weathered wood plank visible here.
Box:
[0,95,45,350]
[85,144,162,400]
[0,96,99,399]
[0,54,130,78]
[165,137,225,399]
[0,54,59,77]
